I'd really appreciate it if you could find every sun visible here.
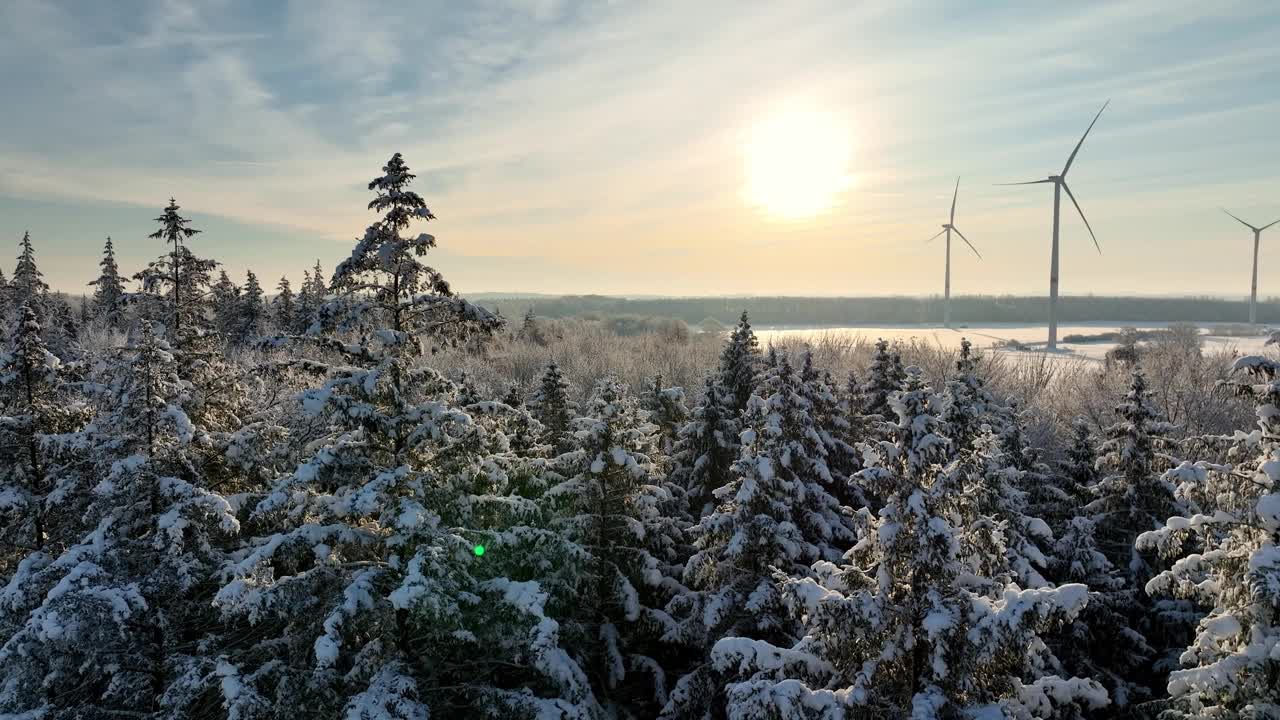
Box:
[744,103,853,218]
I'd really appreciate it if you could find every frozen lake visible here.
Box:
[753,322,1275,363]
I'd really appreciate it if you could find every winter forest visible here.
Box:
[1,153,1278,720]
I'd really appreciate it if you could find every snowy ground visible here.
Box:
[754,322,1276,363]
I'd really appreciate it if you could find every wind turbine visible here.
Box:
[924,177,981,328]
[1000,100,1108,351]
[1222,209,1280,326]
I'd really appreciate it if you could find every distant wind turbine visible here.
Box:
[924,177,981,328]
[1222,208,1280,326]
[999,100,1109,351]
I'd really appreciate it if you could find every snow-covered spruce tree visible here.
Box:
[710,367,1107,719]
[0,320,239,717]
[717,311,761,414]
[543,376,689,716]
[800,350,865,510]
[142,198,206,342]
[1057,419,1099,505]
[275,275,295,332]
[90,235,127,329]
[11,231,50,319]
[670,374,740,520]
[211,269,241,339]
[1090,369,1179,583]
[665,353,857,717]
[531,361,575,454]
[860,338,906,426]
[236,269,266,344]
[1049,512,1153,711]
[941,338,1006,454]
[214,155,607,718]
[0,304,84,560]
[1137,353,1280,718]
[643,373,689,459]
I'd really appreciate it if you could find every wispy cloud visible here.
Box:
[1,0,1277,297]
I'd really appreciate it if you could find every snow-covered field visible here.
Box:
[755,322,1275,362]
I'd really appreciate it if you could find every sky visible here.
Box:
[1,0,1278,299]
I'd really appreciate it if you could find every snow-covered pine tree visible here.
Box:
[717,311,761,414]
[10,231,49,319]
[1137,353,1280,718]
[89,236,127,329]
[860,338,907,425]
[1058,418,1099,504]
[941,338,1005,454]
[211,269,241,339]
[1049,513,1153,710]
[0,304,82,558]
[666,353,857,717]
[799,350,864,509]
[1090,370,1179,584]
[544,377,688,716]
[669,374,740,520]
[0,320,239,717]
[144,198,205,341]
[236,269,266,344]
[531,361,575,454]
[212,155,603,718]
[708,366,1108,719]
[643,373,688,459]
[275,275,295,332]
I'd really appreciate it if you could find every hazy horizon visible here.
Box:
[2,1,1278,299]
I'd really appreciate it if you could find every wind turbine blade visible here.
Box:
[950,177,960,224]
[1062,182,1101,254]
[1062,99,1109,177]
[951,226,982,260]
[924,229,947,244]
[1222,208,1259,232]
[1258,218,1280,232]
[995,179,1054,186]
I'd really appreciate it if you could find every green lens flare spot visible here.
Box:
[473,545,486,557]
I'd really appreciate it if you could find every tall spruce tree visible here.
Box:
[669,374,740,519]
[11,232,49,320]
[145,198,203,340]
[275,275,295,331]
[861,338,907,424]
[531,361,575,454]
[211,269,241,339]
[237,269,266,344]
[545,377,687,716]
[89,236,127,329]
[717,311,760,414]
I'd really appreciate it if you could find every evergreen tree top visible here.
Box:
[148,197,201,244]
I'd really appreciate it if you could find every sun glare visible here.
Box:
[744,103,852,219]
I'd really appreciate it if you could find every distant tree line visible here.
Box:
[480,294,1280,327]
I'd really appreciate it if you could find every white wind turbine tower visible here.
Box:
[1221,208,1280,326]
[924,177,981,328]
[1000,100,1109,351]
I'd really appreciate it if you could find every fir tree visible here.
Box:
[546,377,687,715]
[146,198,203,339]
[643,373,689,459]
[237,269,266,343]
[211,269,241,339]
[275,275,295,331]
[717,311,760,413]
[89,236,127,329]
[667,354,856,717]
[531,361,575,454]
[861,338,907,424]
[11,232,49,316]
[669,374,740,519]
[1090,370,1179,582]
